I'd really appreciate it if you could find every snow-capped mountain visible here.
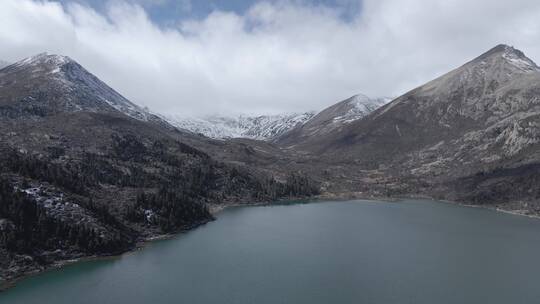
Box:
[327,94,391,124]
[0,53,167,126]
[163,94,390,141]
[283,44,540,166]
[164,112,316,140]
[276,94,391,146]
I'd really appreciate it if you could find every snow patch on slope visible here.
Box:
[502,46,540,72]
[16,53,69,67]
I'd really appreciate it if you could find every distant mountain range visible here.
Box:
[0,55,390,142]
[163,94,390,141]
[163,112,316,140]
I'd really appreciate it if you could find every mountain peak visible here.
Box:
[476,44,517,59]
[348,94,371,105]
[473,44,539,72]
[0,52,166,124]
[15,52,72,68]
[348,94,391,107]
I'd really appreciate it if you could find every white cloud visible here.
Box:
[1,0,540,116]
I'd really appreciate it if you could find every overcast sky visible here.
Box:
[1,0,540,116]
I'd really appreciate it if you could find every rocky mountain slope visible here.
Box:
[293,44,540,212]
[301,45,539,158]
[164,112,315,140]
[0,53,168,125]
[0,54,318,286]
[0,60,9,69]
[276,94,390,146]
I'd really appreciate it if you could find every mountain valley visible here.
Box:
[1,44,540,288]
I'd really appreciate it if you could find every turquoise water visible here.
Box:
[2,199,540,304]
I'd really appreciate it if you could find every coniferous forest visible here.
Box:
[0,131,319,284]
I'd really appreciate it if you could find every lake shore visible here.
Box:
[5,196,540,304]
[1,193,315,292]
[3,193,539,292]
[0,218,212,293]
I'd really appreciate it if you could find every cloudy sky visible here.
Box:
[1,0,540,116]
